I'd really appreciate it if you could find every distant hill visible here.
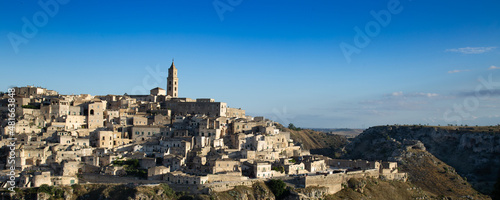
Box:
[311,128,363,138]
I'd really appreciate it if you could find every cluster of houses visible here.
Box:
[0,63,406,194]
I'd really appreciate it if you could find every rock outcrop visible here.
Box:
[344,125,499,197]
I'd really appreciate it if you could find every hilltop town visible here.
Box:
[0,62,406,196]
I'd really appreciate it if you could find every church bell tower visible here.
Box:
[167,60,178,98]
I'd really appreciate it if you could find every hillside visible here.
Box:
[1,182,276,200]
[277,124,348,158]
[210,181,276,200]
[326,177,422,200]
[2,183,211,200]
[344,125,499,199]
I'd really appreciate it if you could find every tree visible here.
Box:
[267,179,287,199]
[288,123,301,131]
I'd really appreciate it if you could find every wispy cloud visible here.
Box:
[445,46,496,54]
[388,91,438,98]
[414,92,439,97]
[448,69,470,74]
[489,65,500,70]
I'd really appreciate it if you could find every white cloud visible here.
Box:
[445,46,496,54]
[391,91,403,96]
[448,69,470,74]
[489,65,500,70]
[415,92,439,97]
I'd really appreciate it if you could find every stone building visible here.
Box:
[131,125,167,141]
[96,131,115,149]
[88,100,106,129]
[148,166,170,180]
[165,99,228,118]
[32,171,52,187]
[150,87,166,96]
[211,159,241,174]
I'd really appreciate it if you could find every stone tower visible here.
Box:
[167,60,178,98]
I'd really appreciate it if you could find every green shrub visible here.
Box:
[38,184,53,195]
[266,179,288,199]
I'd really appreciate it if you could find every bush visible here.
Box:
[112,159,146,178]
[272,166,285,173]
[159,183,176,198]
[266,179,288,199]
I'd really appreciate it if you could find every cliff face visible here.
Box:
[2,182,277,200]
[210,182,276,200]
[345,125,500,196]
[3,184,200,200]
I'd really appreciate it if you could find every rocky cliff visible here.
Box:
[1,182,278,200]
[344,125,500,196]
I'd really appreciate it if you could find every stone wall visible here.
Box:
[207,179,259,193]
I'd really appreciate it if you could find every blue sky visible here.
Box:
[1,0,500,128]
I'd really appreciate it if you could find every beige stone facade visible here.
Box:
[88,100,106,129]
